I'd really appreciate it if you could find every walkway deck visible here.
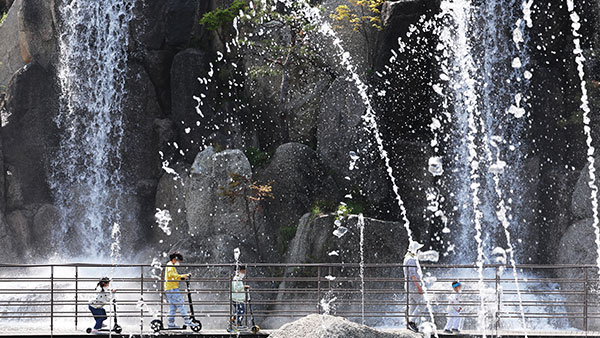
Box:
[0,329,596,337]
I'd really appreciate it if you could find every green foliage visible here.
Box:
[0,12,6,25]
[277,225,298,255]
[248,65,281,80]
[244,147,271,168]
[312,199,336,215]
[335,200,366,220]
[200,0,247,31]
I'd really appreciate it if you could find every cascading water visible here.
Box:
[565,0,600,275]
[53,0,134,257]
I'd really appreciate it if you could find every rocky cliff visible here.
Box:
[0,0,598,273]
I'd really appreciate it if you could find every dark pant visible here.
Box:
[88,305,107,330]
[232,301,246,326]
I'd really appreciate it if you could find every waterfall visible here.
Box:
[53,0,134,257]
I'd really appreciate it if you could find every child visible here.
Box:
[444,281,463,333]
[165,252,198,329]
[230,266,251,329]
[88,277,115,335]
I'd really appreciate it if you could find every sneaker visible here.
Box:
[167,323,178,329]
[444,329,453,334]
[91,329,100,335]
[452,329,461,333]
[408,321,419,332]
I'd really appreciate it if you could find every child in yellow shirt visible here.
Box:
[164,252,197,329]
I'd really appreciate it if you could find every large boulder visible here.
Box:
[18,0,57,67]
[375,0,440,69]
[184,146,267,262]
[153,162,190,243]
[31,204,60,256]
[571,162,600,220]
[170,48,213,162]
[0,0,26,89]
[6,209,31,257]
[286,213,408,265]
[259,143,339,234]
[269,314,419,338]
[275,213,409,327]
[2,62,59,206]
[556,218,600,330]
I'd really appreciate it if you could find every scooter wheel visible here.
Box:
[114,324,122,334]
[86,328,92,334]
[150,319,163,332]
[191,319,202,332]
[251,325,261,334]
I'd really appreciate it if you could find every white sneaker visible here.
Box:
[91,329,100,335]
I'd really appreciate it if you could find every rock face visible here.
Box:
[0,0,26,89]
[18,0,57,67]
[273,213,409,327]
[376,0,440,68]
[571,162,599,220]
[259,143,339,233]
[269,314,420,338]
[556,218,600,330]
[153,147,271,264]
[286,213,408,265]
[2,62,58,207]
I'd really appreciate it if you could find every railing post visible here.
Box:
[75,266,78,330]
[406,267,410,329]
[140,266,144,332]
[496,266,501,334]
[160,268,164,324]
[584,267,589,332]
[229,273,233,332]
[317,266,321,314]
[50,265,54,334]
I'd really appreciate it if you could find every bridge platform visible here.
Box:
[0,330,595,337]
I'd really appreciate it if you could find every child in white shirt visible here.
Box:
[88,277,116,334]
[444,281,463,333]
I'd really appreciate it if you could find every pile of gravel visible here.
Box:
[268,314,422,338]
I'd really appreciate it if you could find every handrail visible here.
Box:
[0,262,596,335]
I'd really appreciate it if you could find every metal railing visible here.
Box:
[0,262,598,335]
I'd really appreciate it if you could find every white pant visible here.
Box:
[444,310,462,331]
[407,293,426,325]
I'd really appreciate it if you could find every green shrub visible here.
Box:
[244,147,271,168]
[200,0,247,31]
[277,225,298,255]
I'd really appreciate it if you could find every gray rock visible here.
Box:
[32,204,60,256]
[259,143,339,234]
[184,147,267,262]
[170,48,211,162]
[556,218,600,330]
[5,164,22,211]
[571,162,600,220]
[165,0,198,48]
[286,213,408,266]
[18,0,57,67]
[269,314,419,338]
[376,0,440,68]
[154,162,190,242]
[0,0,26,89]
[145,50,175,113]
[274,213,409,327]
[317,78,391,205]
[6,209,31,256]
[2,62,59,207]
